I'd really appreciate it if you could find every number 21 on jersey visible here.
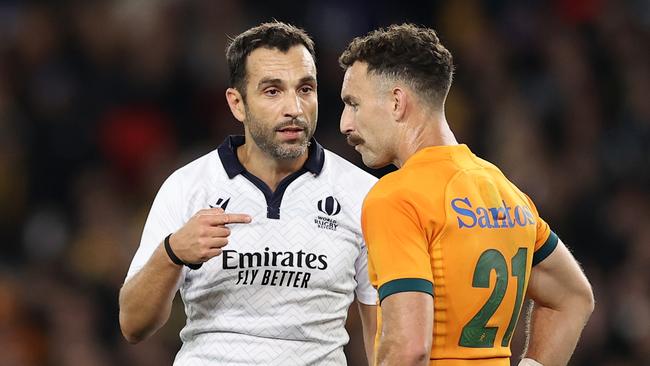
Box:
[459,248,528,348]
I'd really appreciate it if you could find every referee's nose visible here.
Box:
[283,91,305,120]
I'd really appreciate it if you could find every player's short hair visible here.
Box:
[339,23,454,107]
[226,21,316,100]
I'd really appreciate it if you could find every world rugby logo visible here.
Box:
[315,196,340,231]
[317,196,341,216]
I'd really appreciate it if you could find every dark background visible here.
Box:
[1,0,648,365]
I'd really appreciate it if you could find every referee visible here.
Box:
[119,21,377,365]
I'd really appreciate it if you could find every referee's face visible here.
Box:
[240,45,318,160]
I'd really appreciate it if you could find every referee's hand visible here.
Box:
[167,208,252,265]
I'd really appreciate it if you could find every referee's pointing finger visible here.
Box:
[198,213,250,226]
[216,213,252,225]
[198,209,252,224]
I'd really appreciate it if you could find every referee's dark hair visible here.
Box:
[226,21,316,100]
[339,23,454,107]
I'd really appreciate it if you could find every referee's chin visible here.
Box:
[268,141,310,160]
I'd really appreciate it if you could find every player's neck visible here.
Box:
[393,114,458,168]
[237,142,308,192]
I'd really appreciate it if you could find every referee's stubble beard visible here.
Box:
[244,103,316,160]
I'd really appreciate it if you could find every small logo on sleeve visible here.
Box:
[315,196,340,231]
[209,197,230,210]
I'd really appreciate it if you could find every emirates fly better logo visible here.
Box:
[315,196,340,231]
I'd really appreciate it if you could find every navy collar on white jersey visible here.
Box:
[217,135,325,179]
[217,135,325,219]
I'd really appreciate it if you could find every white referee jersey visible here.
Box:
[126,135,378,365]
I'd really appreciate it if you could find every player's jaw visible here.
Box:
[361,148,391,169]
[347,133,392,168]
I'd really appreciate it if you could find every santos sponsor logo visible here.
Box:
[451,197,536,229]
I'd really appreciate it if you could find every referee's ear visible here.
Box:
[226,88,246,123]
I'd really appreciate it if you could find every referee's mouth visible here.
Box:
[276,126,305,139]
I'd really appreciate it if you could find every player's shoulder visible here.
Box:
[366,169,410,200]
[466,154,533,198]
[322,149,378,187]
[468,153,507,176]
[365,158,455,210]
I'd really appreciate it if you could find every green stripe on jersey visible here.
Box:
[533,231,559,266]
[378,278,433,303]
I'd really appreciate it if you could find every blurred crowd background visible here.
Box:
[1,0,648,365]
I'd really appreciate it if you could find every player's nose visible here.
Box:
[340,107,354,135]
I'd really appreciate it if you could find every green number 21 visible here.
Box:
[459,248,527,348]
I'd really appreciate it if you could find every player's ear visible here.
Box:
[391,86,407,122]
[226,88,246,123]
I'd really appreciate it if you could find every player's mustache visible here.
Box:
[346,134,364,146]
[275,118,309,131]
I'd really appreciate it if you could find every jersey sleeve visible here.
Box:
[525,195,559,266]
[362,188,433,303]
[125,171,188,284]
[353,238,379,305]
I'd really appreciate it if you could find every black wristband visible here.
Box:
[164,234,202,270]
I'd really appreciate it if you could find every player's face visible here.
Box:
[340,62,395,168]
[242,45,318,160]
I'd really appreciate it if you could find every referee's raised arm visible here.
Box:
[119,208,251,344]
